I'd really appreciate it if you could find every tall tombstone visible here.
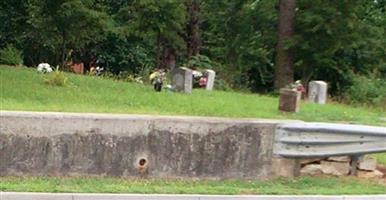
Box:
[279,88,301,112]
[308,81,328,104]
[171,67,193,93]
[204,69,216,91]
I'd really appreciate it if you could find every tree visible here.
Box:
[26,0,111,67]
[0,0,29,49]
[185,0,201,58]
[293,0,386,94]
[201,0,277,91]
[274,0,296,90]
[117,0,185,70]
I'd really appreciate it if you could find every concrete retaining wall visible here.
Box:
[0,111,297,179]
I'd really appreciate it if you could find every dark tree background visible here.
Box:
[1,0,385,105]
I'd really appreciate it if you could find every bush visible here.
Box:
[44,66,68,86]
[214,78,233,91]
[183,55,214,69]
[343,74,386,109]
[116,71,144,84]
[0,45,23,66]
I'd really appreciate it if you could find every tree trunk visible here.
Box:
[164,47,176,70]
[185,0,201,58]
[274,0,296,90]
[157,35,176,70]
[301,62,313,92]
[60,30,67,70]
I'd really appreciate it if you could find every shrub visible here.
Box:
[183,55,214,69]
[343,74,386,109]
[44,66,68,86]
[0,45,23,66]
[117,71,143,84]
[214,78,233,91]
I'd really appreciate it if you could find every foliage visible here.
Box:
[93,34,154,75]
[0,0,385,105]
[113,0,186,69]
[214,78,233,92]
[183,55,214,69]
[13,0,112,67]
[43,66,68,86]
[116,71,144,84]
[202,0,277,92]
[293,0,386,95]
[0,45,23,66]
[343,74,386,109]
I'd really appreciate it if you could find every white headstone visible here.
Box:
[308,81,328,104]
[171,67,193,93]
[204,69,216,91]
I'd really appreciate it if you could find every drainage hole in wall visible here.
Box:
[139,158,147,166]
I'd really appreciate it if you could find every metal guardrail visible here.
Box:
[274,123,386,158]
[273,123,386,175]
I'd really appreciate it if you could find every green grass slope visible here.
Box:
[1,65,385,126]
[1,176,385,195]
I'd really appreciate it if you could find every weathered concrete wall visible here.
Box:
[0,111,298,179]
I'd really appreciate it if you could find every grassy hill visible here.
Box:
[1,65,385,126]
[1,65,386,193]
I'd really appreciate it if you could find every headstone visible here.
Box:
[171,67,193,93]
[71,62,84,74]
[204,69,216,91]
[279,88,301,112]
[308,81,328,104]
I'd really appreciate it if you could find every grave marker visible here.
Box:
[171,67,193,93]
[308,81,328,104]
[204,69,216,91]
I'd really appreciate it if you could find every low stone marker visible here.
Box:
[71,62,84,74]
[204,69,216,91]
[308,80,328,104]
[278,88,301,112]
[171,67,193,93]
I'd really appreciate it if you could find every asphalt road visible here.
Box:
[1,192,386,200]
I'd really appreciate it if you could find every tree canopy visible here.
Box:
[1,0,385,100]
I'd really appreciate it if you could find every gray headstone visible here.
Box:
[308,81,328,104]
[171,67,192,93]
[204,69,216,91]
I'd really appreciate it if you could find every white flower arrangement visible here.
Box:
[37,63,53,73]
[192,70,203,78]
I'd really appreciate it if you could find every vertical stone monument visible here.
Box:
[171,67,193,93]
[279,88,301,112]
[204,69,216,91]
[308,81,328,104]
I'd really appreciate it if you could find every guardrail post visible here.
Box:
[350,155,363,176]
[294,159,301,177]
